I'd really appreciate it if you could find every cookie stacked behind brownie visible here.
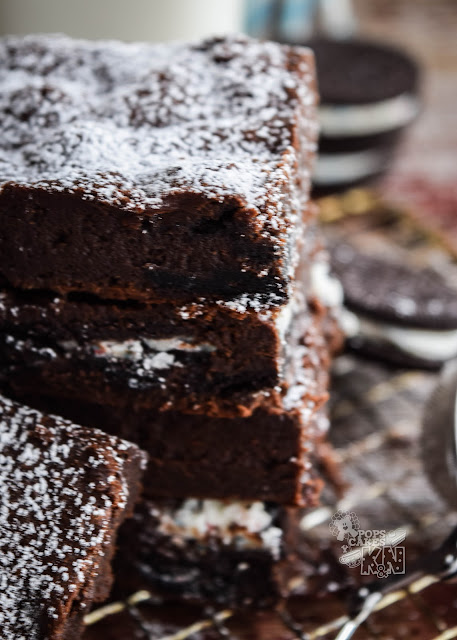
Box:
[0,34,341,607]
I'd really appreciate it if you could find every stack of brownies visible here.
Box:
[0,34,342,607]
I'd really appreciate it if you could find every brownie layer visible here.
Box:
[0,223,344,417]
[114,498,305,608]
[0,223,330,417]
[0,34,318,303]
[0,394,146,640]
[0,291,326,419]
[9,324,331,506]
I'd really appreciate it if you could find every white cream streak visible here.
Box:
[320,93,419,137]
[156,499,283,559]
[358,317,457,362]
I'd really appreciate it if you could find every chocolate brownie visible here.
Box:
[0,288,337,417]
[305,37,420,192]
[331,242,457,368]
[114,498,306,608]
[0,34,318,303]
[0,394,147,640]
[10,317,333,506]
[0,228,339,417]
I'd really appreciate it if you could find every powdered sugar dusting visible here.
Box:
[0,34,317,246]
[0,394,144,639]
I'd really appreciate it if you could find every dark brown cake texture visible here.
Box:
[0,394,147,640]
[11,304,335,507]
[0,227,333,418]
[0,34,318,303]
[114,498,307,609]
[0,290,307,416]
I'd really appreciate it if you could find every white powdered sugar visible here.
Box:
[0,394,143,639]
[0,34,318,250]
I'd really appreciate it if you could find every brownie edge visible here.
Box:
[0,394,147,640]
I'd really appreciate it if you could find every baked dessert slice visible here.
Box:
[7,308,333,506]
[0,394,147,640]
[113,498,308,608]
[0,34,318,303]
[0,230,342,417]
[0,289,310,416]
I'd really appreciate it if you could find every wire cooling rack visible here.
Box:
[83,191,457,640]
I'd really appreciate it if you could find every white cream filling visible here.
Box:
[59,336,216,372]
[157,499,282,559]
[359,317,457,362]
[310,261,359,337]
[96,337,215,356]
[319,93,419,138]
[311,261,344,308]
[313,149,386,185]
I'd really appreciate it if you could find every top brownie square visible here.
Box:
[0,34,318,303]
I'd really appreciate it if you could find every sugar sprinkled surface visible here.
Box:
[0,34,317,245]
[0,394,144,639]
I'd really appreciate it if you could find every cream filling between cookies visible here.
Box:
[313,149,387,185]
[95,337,216,356]
[358,317,457,362]
[155,499,283,559]
[319,93,419,137]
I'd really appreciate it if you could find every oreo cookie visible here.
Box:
[306,37,420,193]
[331,243,457,369]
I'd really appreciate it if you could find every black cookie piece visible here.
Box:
[347,336,444,371]
[331,243,457,330]
[307,37,419,106]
